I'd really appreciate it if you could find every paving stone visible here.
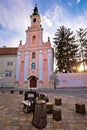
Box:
[12,117,19,121]
[0,92,87,130]
[55,129,65,130]
[21,126,32,130]
[0,125,5,130]
[83,124,87,129]
[46,121,54,128]
[0,106,4,109]
[19,117,27,122]
[4,125,12,130]
[11,126,20,130]
[53,121,61,128]
[4,120,11,125]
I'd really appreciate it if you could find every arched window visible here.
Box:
[32,35,36,41]
[32,52,36,59]
[33,18,36,22]
[31,62,36,69]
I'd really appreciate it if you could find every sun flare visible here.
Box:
[78,64,87,72]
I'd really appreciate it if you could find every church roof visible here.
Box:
[0,47,18,55]
[32,5,39,15]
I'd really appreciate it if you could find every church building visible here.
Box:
[16,5,54,88]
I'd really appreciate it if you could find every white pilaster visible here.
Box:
[16,52,21,81]
[24,51,29,81]
[40,30,42,46]
[48,49,53,79]
[26,33,29,48]
[39,50,43,80]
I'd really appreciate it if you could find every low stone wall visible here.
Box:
[0,82,15,88]
[56,73,87,87]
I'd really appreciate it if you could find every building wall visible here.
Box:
[0,55,17,87]
[56,73,87,87]
[17,46,53,88]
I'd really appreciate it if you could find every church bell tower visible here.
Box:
[16,5,54,88]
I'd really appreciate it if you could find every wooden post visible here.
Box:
[53,107,62,121]
[55,98,62,106]
[75,104,86,114]
[46,102,53,114]
[32,100,47,129]
[19,90,23,94]
[10,90,14,94]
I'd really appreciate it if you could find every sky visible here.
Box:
[0,0,87,47]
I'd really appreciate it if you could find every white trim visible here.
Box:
[24,51,29,81]
[39,52,43,80]
[16,52,21,81]
[48,50,53,80]
[40,30,42,46]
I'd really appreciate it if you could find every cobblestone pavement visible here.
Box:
[0,91,87,130]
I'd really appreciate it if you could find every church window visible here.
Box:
[31,62,36,69]
[32,52,36,59]
[33,18,36,22]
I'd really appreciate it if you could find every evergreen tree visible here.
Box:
[53,26,78,73]
[76,28,87,71]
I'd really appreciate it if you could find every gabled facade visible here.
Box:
[16,6,54,88]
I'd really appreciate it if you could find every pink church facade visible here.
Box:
[15,6,54,88]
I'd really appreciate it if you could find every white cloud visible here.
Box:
[42,16,52,27]
[41,5,65,44]
[67,2,72,6]
[0,0,87,47]
[0,0,33,47]
[76,0,81,3]
[40,4,87,47]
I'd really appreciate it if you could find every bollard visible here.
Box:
[46,102,53,114]
[53,107,62,121]
[10,90,14,94]
[55,98,62,106]
[19,90,23,94]
[75,104,86,114]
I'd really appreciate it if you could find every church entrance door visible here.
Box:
[30,76,37,88]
